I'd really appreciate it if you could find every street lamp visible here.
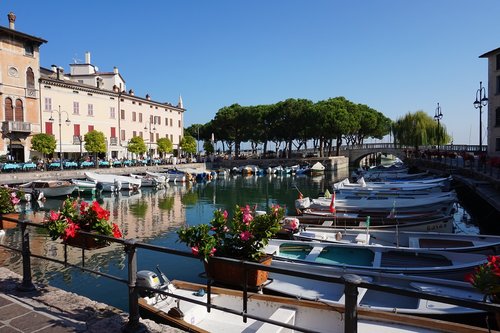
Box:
[49,105,71,170]
[434,102,443,153]
[144,122,156,166]
[473,81,488,152]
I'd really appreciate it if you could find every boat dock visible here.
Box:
[0,267,185,333]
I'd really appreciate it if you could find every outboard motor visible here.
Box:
[136,270,161,298]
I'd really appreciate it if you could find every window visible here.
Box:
[74,124,80,136]
[497,54,500,71]
[110,107,116,119]
[139,113,143,122]
[88,104,94,116]
[121,109,125,120]
[111,127,116,138]
[156,133,159,141]
[150,115,154,123]
[133,131,137,137]
[497,76,500,95]
[140,131,143,138]
[73,102,80,114]
[46,122,53,135]
[4,98,13,121]
[121,129,126,141]
[497,107,500,127]
[44,97,52,111]
[15,99,23,121]
[178,120,181,128]
[170,119,172,126]
[155,116,161,125]
[150,132,154,142]
[165,117,168,126]
[24,42,33,56]
[88,125,94,132]
[170,134,173,142]
[26,68,35,88]
[132,112,136,122]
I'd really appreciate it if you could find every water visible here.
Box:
[0,171,480,312]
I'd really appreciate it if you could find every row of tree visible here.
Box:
[185,97,449,158]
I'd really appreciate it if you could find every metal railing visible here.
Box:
[1,215,499,333]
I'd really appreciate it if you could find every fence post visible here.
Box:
[18,218,35,291]
[122,239,146,333]
[342,274,362,333]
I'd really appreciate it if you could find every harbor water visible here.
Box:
[0,171,483,312]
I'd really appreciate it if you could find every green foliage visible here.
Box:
[177,205,284,262]
[127,136,147,155]
[31,133,56,156]
[466,255,500,300]
[392,111,450,147]
[84,130,107,154]
[180,135,197,154]
[203,140,214,154]
[157,137,173,155]
[0,187,20,214]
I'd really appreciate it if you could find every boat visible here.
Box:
[130,173,166,187]
[71,179,100,195]
[136,269,491,333]
[265,239,487,280]
[18,180,78,198]
[84,171,141,191]
[266,259,485,317]
[310,161,325,175]
[333,178,445,194]
[292,227,500,255]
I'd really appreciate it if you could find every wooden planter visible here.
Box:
[204,255,272,287]
[64,232,108,250]
[0,213,19,230]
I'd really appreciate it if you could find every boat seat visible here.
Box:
[355,234,370,244]
[255,307,296,333]
[322,220,334,227]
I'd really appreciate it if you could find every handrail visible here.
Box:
[0,216,499,333]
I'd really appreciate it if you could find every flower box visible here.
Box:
[63,232,108,250]
[204,255,272,287]
[0,213,19,230]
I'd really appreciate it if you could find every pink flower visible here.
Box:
[50,211,60,221]
[10,195,20,205]
[209,247,217,256]
[240,231,252,241]
[63,221,80,240]
[243,212,253,225]
[191,246,199,256]
[223,210,228,220]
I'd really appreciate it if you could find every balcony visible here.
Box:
[2,121,32,133]
[109,137,118,146]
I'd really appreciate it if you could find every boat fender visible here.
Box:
[194,288,205,297]
[335,232,342,241]
[168,306,184,319]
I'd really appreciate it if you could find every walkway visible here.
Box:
[0,268,185,333]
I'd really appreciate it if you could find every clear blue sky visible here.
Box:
[2,0,498,145]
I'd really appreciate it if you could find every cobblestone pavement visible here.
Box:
[0,267,185,333]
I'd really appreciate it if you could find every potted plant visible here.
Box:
[466,255,500,328]
[0,186,21,229]
[44,198,122,249]
[177,204,284,287]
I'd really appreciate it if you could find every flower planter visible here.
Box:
[63,232,108,250]
[204,255,272,287]
[0,213,19,230]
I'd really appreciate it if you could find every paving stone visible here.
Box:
[9,312,54,332]
[0,303,30,321]
[36,323,78,333]
[0,324,21,333]
[0,297,13,307]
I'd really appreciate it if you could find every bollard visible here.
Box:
[18,218,35,291]
[342,274,363,333]
[122,239,146,333]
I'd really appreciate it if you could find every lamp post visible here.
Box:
[434,102,443,154]
[144,122,156,166]
[49,105,71,170]
[196,125,200,157]
[473,81,488,152]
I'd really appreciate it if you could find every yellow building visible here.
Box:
[1,12,185,163]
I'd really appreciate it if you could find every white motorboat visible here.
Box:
[71,179,99,194]
[334,178,445,194]
[310,161,325,175]
[292,227,500,255]
[18,180,78,198]
[130,173,166,187]
[84,171,141,191]
[266,260,485,317]
[136,269,489,333]
[265,239,487,281]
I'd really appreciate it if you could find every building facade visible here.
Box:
[480,47,500,157]
[1,12,185,163]
[0,12,46,162]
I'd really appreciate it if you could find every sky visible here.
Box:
[1,0,498,146]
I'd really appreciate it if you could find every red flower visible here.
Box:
[112,223,122,238]
[80,201,89,214]
[63,221,80,240]
[191,246,199,256]
[92,201,110,220]
[50,211,60,221]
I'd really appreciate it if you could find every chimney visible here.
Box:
[129,89,134,96]
[85,52,91,64]
[7,12,16,30]
[51,65,57,73]
[113,67,119,74]
[146,94,151,100]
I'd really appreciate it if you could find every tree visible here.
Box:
[392,111,450,148]
[31,133,56,159]
[157,137,173,157]
[127,136,147,157]
[84,130,107,166]
[180,135,197,156]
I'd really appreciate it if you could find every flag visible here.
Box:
[329,191,336,214]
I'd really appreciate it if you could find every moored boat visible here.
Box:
[85,171,141,191]
[18,180,78,198]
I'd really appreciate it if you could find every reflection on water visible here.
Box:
[0,169,482,312]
